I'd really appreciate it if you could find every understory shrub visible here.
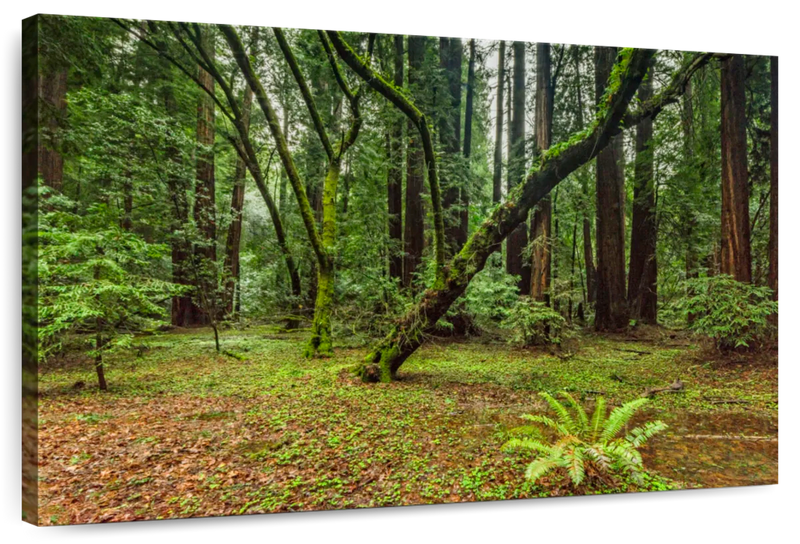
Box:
[502,297,566,346]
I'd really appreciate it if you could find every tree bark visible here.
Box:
[39,67,67,191]
[492,41,505,205]
[506,41,530,295]
[531,43,553,302]
[768,56,778,301]
[720,54,751,283]
[628,62,658,323]
[594,46,629,331]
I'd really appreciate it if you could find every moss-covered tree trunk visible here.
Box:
[404,35,426,290]
[388,35,404,282]
[359,49,661,381]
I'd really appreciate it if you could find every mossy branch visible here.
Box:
[220,24,326,265]
[325,30,445,287]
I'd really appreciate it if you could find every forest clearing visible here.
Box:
[23,15,778,525]
[36,325,777,524]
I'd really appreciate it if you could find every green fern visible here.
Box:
[503,392,667,488]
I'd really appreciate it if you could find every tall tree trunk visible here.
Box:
[720,54,751,282]
[461,39,476,241]
[768,56,778,301]
[403,36,426,289]
[594,46,629,331]
[388,35,404,281]
[39,67,67,191]
[531,43,552,302]
[683,77,699,281]
[574,48,596,304]
[492,41,505,204]
[223,59,254,317]
[439,37,464,256]
[121,172,133,231]
[191,27,217,326]
[628,62,658,323]
[506,41,530,295]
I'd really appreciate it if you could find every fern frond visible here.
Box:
[589,396,607,442]
[564,447,586,486]
[521,413,571,437]
[506,424,545,439]
[625,420,668,448]
[560,391,589,435]
[584,445,611,473]
[540,392,577,434]
[524,458,560,482]
[601,398,649,441]
[503,437,555,456]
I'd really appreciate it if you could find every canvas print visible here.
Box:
[22,14,778,526]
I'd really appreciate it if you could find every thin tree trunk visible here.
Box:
[492,41,505,204]
[507,41,530,295]
[403,35,426,290]
[628,61,658,323]
[461,39,476,241]
[720,54,751,283]
[439,37,464,256]
[594,46,629,331]
[388,35,404,281]
[574,48,596,304]
[768,56,778,301]
[121,172,133,231]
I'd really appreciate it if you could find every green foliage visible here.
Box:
[462,260,520,327]
[504,392,667,487]
[37,193,183,362]
[502,298,566,346]
[683,275,777,350]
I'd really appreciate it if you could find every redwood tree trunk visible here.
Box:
[720,54,751,283]
[403,36,425,289]
[594,46,629,331]
[191,27,217,326]
[531,43,552,302]
[574,48,596,304]
[506,41,530,295]
[39,67,67,191]
[388,35,404,281]
[768,56,778,301]
[628,63,658,323]
[461,39,476,240]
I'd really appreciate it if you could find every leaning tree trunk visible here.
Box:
[357,49,662,381]
[720,54,751,283]
[594,46,629,331]
[531,43,553,302]
[628,62,658,323]
[506,41,530,295]
[768,56,778,301]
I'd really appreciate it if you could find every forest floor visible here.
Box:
[36,325,778,525]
